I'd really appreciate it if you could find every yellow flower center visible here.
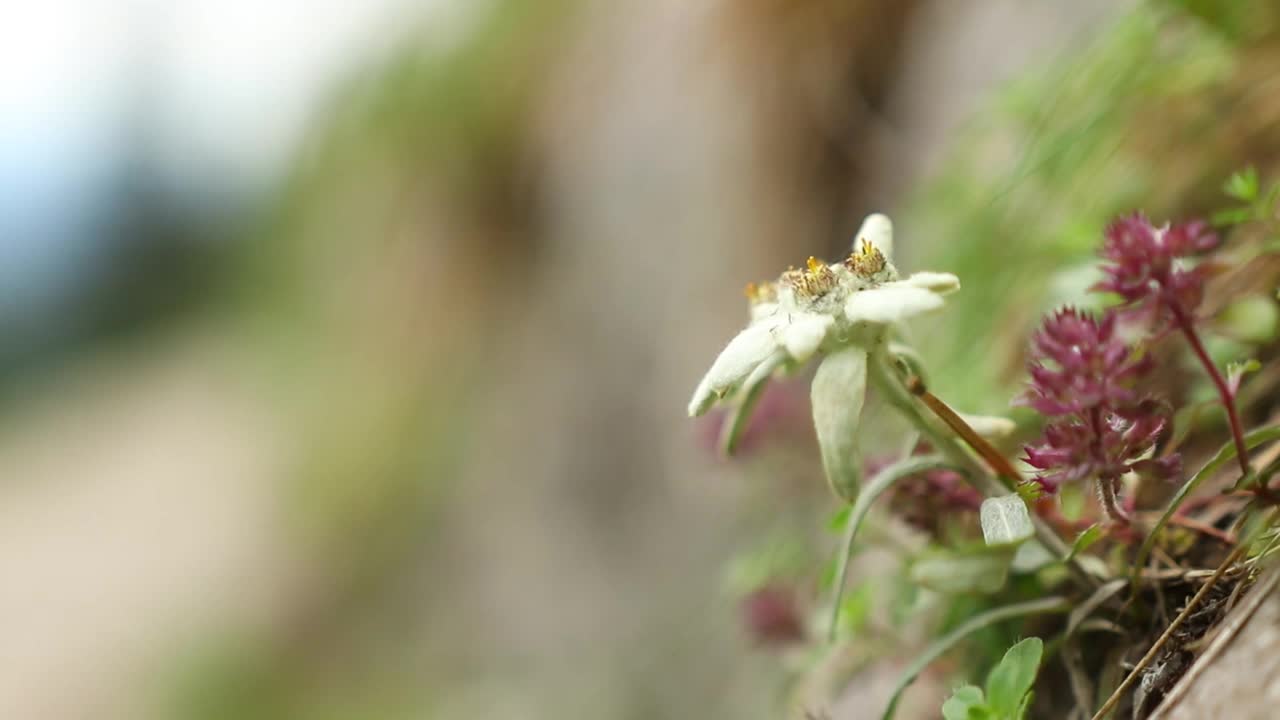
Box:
[845,238,886,278]
[744,280,778,305]
[781,256,838,299]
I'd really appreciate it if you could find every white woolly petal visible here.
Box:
[901,271,960,295]
[749,301,780,322]
[959,413,1017,439]
[854,213,893,261]
[811,346,868,502]
[844,286,944,325]
[687,320,783,416]
[779,313,834,362]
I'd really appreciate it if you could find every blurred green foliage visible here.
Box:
[907,0,1280,413]
[167,2,578,719]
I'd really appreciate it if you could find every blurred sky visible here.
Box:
[0,0,470,334]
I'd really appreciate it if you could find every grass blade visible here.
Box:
[1131,425,1280,587]
[828,455,952,641]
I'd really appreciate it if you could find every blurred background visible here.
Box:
[3,1,1279,718]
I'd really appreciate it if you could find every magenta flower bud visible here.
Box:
[1016,308,1151,417]
[1093,213,1219,327]
[1094,212,1256,487]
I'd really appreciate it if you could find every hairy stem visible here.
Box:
[1096,475,1129,524]
[1087,405,1129,525]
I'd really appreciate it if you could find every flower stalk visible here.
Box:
[867,349,1098,588]
[1095,213,1267,496]
[1170,303,1252,481]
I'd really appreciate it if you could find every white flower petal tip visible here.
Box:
[844,285,944,324]
[687,322,781,416]
[904,271,960,295]
[854,213,893,261]
[687,382,717,417]
[959,413,1017,439]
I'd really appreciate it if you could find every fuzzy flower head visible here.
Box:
[1018,308,1151,417]
[688,214,959,500]
[1018,308,1178,498]
[1095,213,1219,325]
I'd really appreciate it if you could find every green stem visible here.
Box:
[866,349,1097,588]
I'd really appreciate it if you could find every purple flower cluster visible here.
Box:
[1095,213,1219,326]
[888,464,983,536]
[1018,308,1178,517]
[740,584,806,647]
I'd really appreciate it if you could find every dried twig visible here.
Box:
[1090,540,1252,720]
[1146,566,1280,720]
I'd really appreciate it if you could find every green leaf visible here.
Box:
[1066,523,1103,562]
[1014,692,1034,720]
[828,455,953,640]
[980,495,1034,546]
[1132,425,1280,586]
[911,546,1015,595]
[1223,166,1259,202]
[1227,358,1263,394]
[941,685,987,720]
[985,637,1043,717]
[880,596,1071,720]
[1211,206,1254,227]
[827,506,852,532]
[1014,481,1044,504]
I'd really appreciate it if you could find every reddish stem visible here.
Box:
[1165,515,1236,545]
[1170,304,1252,480]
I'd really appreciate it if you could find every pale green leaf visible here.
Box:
[811,346,868,502]
[1010,541,1055,574]
[980,494,1034,546]
[1066,523,1103,562]
[911,547,1014,595]
[941,685,987,720]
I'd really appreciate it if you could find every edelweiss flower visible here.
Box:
[688,214,959,500]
